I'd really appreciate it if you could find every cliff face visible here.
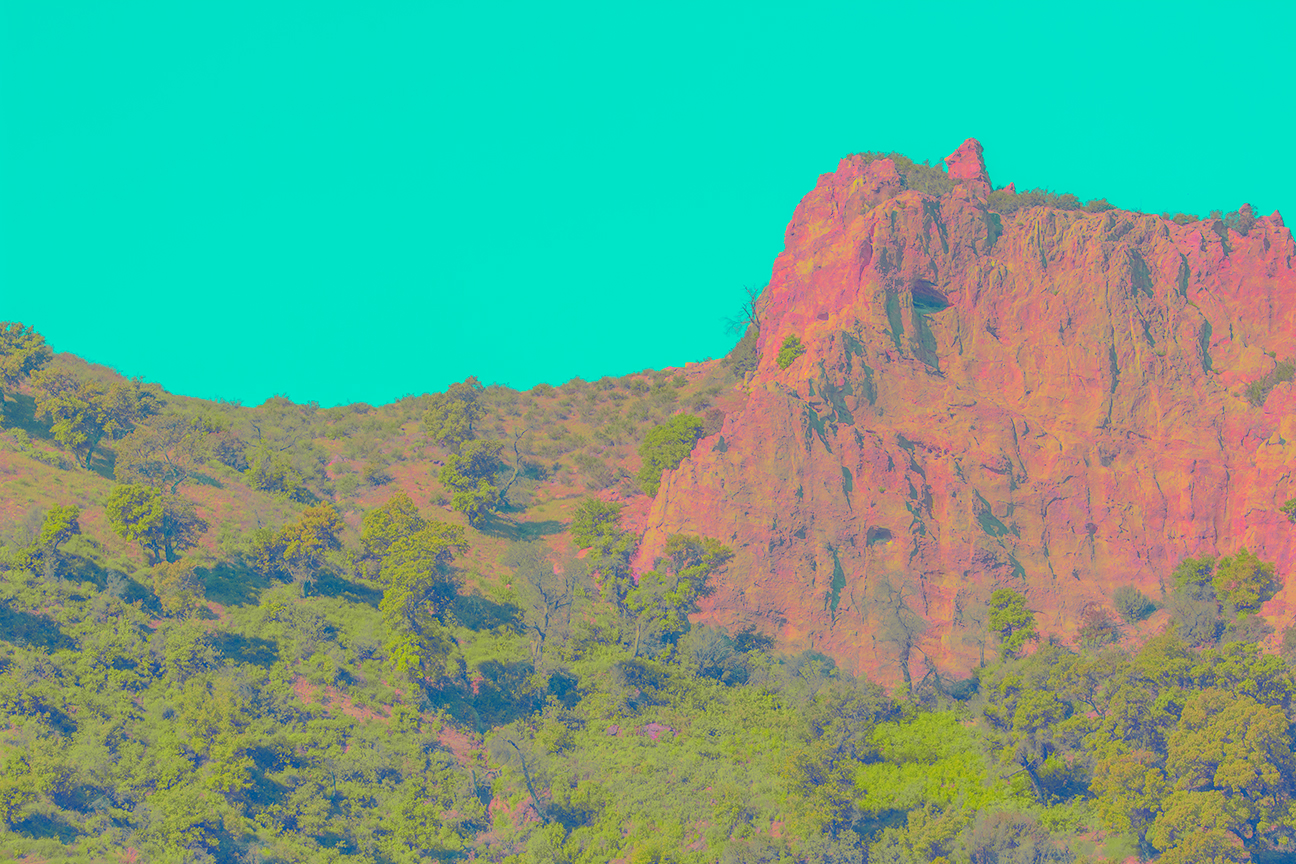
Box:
[636,140,1296,684]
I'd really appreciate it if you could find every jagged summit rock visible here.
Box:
[943,137,991,196]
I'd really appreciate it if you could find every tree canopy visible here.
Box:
[0,322,52,413]
[423,377,484,450]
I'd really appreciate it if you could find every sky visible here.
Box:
[2,1,1293,407]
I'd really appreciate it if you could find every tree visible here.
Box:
[279,505,345,595]
[359,491,426,570]
[245,442,310,502]
[637,413,703,496]
[32,370,161,468]
[872,575,928,687]
[15,504,82,579]
[1281,498,1296,524]
[725,284,765,338]
[570,496,638,606]
[114,414,206,492]
[104,484,207,565]
[150,558,203,617]
[1171,555,1217,600]
[249,504,345,595]
[626,534,732,657]
[379,522,469,679]
[506,541,583,663]
[1154,688,1296,859]
[0,322,52,418]
[38,504,80,556]
[988,589,1037,657]
[423,377,484,450]
[1212,547,1279,615]
[439,439,503,524]
[104,484,164,563]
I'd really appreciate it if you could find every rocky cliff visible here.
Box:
[636,140,1296,684]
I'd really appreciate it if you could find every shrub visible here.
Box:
[724,328,759,377]
[1225,203,1258,236]
[573,452,616,490]
[1078,602,1120,647]
[1112,585,1155,624]
[988,186,1088,215]
[1244,358,1295,407]
[776,335,806,370]
[637,414,703,496]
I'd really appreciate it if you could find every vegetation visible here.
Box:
[2,322,1296,863]
[1112,585,1155,625]
[776,334,806,370]
[636,413,704,496]
[1244,358,1295,407]
[986,187,1114,215]
[0,322,52,418]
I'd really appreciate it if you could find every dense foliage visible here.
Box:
[2,321,1295,863]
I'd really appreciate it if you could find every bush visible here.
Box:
[1112,585,1155,624]
[1244,358,1294,407]
[1225,203,1258,236]
[988,186,1088,215]
[724,328,759,377]
[637,414,703,496]
[776,335,806,370]
[573,452,616,490]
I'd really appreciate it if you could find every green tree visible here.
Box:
[379,522,469,679]
[249,504,345,595]
[150,558,203,617]
[507,541,583,663]
[637,413,703,496]
[38,504,81,556]
[104,484,207,565]
[570,496,638,607]
[1281,498,1296,524]
[32,370,161,467]
[279,504,345,594]
[423,377,484,450]
[988,589,1037,657]
[439,439,503,524]
[0,321,52,418]
[245,442,310,501]
[359,490,426,569]
[625,534,732,657]
[776,334,806,369]
[1212,547,1279,615]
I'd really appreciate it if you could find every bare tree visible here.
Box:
[505,541,585,663]
[724,283,766,338]
[871,574,928,688]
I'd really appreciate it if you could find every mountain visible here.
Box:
[634,138,1296,684]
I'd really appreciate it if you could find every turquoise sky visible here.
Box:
[2,2,1293,407]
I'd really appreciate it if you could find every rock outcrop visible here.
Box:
[636,139,1296,684]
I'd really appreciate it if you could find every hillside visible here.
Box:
[2,140,1296,863]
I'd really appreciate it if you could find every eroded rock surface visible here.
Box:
[635,140,1296,684]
